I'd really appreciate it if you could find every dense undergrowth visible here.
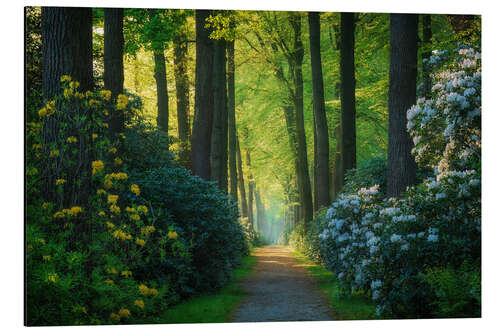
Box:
[286,45,481,319]
[26,78,249,325]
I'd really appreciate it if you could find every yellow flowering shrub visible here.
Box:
[130,184,140,196]
[134,300,144,309]
[107,194,119,205]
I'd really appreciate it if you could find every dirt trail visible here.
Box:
[231,245,333,322]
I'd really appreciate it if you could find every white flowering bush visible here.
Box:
[316,46,481,318]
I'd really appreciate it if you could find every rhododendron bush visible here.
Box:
[315,46,481,318]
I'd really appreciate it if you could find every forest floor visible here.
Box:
[231,245,334,322]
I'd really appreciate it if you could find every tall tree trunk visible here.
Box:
[289,13,313,225]
[173,31,190,142]
[104,8,124,137]
[227,40,238,202]
[422,14,432,99]
[387,14,418,198]
[191,10,214,180]
[210,39,228,193]
[332,125,343,199]
[340,12,356,179]
[153,50,169,135]
[236,136,248,217]
[41,7,93,205]
[42,7,93,99]
[308,11,330,210]
[246,149,255,230]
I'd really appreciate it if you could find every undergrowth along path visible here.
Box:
[231,245,334,322]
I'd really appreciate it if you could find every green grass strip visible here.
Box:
[291,250,377,320]
[147,253,258,324]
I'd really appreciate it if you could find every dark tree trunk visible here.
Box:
[308,12,330,210]
[153,50,169,135]
[246,149,255,230]
[387,14,418,198]
[289,13,313,225]
[41,7,93,205]
[191,10,214,180]
[236,136,248,217]
[173,31,190,142]
[422,14,432,99]
[340,12,356,178]
[104,8,124,137]
[210,39,228,193]
[227,40,238,202]
[332,125,343,199]
[42,7,93,99]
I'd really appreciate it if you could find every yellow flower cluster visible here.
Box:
[69,81,80,90]
[138,284,158,296]
[141,225,155,236]
[43,255,51,261]
[53,211,65,219]
[97,189,107,195]
[104,179,113,189]
[42,202,50,209]
[98,211,106,217]
[114,157,123,166]
[111,172,128,180]
[109,147,117,154]
[129,214,140,221]
[107,194,119,205]
[69,206,83,215]
[106,268,118,275]
[118,308,131,318]
[92,133,98,140]
[137,205,148,215]
[134,299,145,309]
[60,75,72,82]
[56,179,66,185]
[72,305,87,314]
[130,184,140,196]
[67,136,78,144]
[53,206,83,219]
[135,238,145,247]
[92,160,104,175]
[109,312,120,321]
[168,231,178,240]
[102,123,109,128]
[101,90,112,100]
[47,273,58,283]
[38,101,56,117]
[105,279,114,285]
[121,270,132,278]
[89,99,99,107]
[106,221,115,229]
[113,229,131,240]
[117,94,128,110]
[109,204,121,215]
[32,143,42,150]
[49,149,60,157]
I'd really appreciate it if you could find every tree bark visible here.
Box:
[332,125,343,199]
[308,12,330,210]
[422,14,432,99]
[191,10,214,180]
[104,8,125,137]
[340,12,356,178]
[227,40,238,202]
[387,14,418,197]
[289,13,313,225]
[42,7,93,99]
[210,39,228,193]
[173,31,190,142]
[236,136,248,217]
[153,50,169,135]
[246,149,255,230]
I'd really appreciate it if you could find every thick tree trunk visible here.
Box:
[104,8,124,137]
[308,12,330,211]
[332,125,343,199]
[340,12,356,178]
[41,7,93,205]
[210,39,228,193]
[227,40,238,202]
[289,13,313,225]
[191,10,214,180]
[153,50,169,135]
[246,149,255,230]
[236,136,248,217]
[42,7,93,99]
[387,14,418,198]
[173,31,190,142]
[422,14,432,99]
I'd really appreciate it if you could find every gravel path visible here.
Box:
[231,245,334,322]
